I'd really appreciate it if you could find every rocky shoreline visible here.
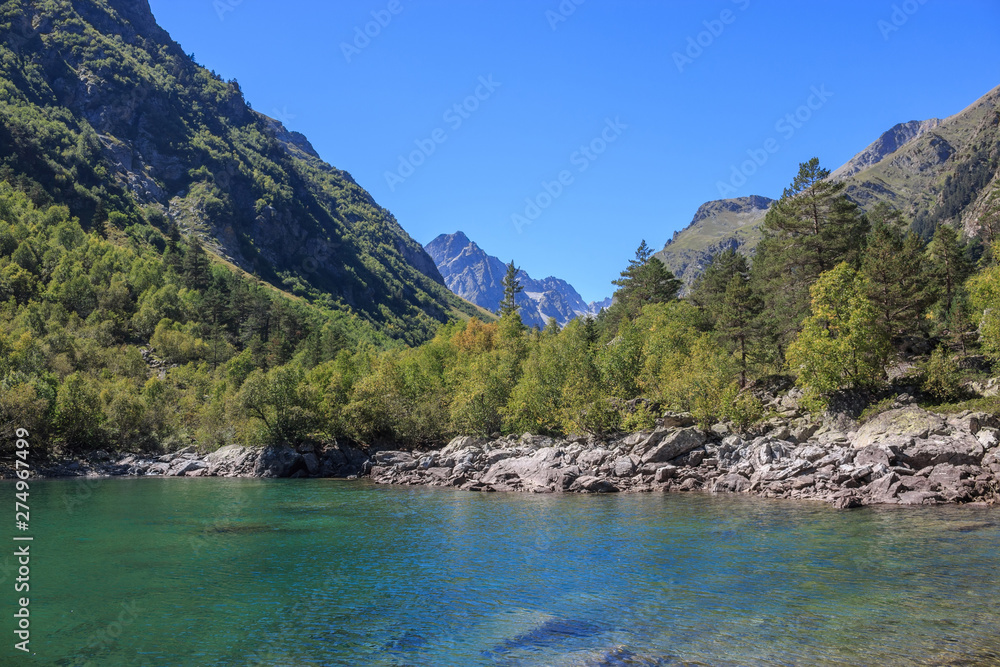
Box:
[17,404,1000,509]
[368,405,1000,508]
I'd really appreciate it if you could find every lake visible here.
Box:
[6,478,1000,666]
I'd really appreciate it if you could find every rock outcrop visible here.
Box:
[369,407,1000,508]
[38,441,368,480]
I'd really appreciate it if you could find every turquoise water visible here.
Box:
[4,478,1000,666]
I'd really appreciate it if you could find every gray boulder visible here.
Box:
[638,428,706,464]
[568,476,619,493]
[712,473,750,494]
[899,436,984,469]
[612,455,637,478]
[254,446,305,478]
[853,407,949,448]
[204,445,259,477]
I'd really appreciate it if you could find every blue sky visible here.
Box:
[148,0,1000,303]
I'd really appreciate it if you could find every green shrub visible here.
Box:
[922,347,968,403]
[718,382,765,433]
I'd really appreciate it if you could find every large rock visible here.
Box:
[899,436,984,469]
[568,476,619,493]
[439,435,487,457]
[480,448,566,492]
[854,444,893,468]
[712,473,750,494]
[612,455,637,477]
[319,443,368,477]
[204,445,258,477]
[853,407,949,448]
[168,459,208,476]
[638,428,707,464]
[577,448,611,469]
[254,445,306,478]
[864,471,901,504]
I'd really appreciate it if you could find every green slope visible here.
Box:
[656,83,1000,287]
[654,195,773,287]
[0,0,481,344]
[837,84,1000,238]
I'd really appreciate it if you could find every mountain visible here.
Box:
[654,195,774,288]
[425,232,608,328]
[655,84,1000,286]
[828,118,943,180]
[0,0,480,343]
[835,84,1000,239]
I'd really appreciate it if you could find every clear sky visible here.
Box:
[147,0,1000,303]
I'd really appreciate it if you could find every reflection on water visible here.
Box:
[11,478,1000,666]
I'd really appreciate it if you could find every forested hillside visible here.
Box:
[6,155,1000,457]
[0,0,480,344]
[656,85,1000,288]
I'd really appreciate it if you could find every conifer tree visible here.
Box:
[717,273,763,387]
[861,209,932,340]
[604,241,682,332]
[498,260,523,320]
[926,224,971,316]
[689,248,750,328]
[182,235,212,290]
[752,158,869,352]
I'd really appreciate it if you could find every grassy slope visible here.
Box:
[654,198,772,286]
[655,84,1000,286]
[838,84,1000,231]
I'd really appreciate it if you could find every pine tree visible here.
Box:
[980,186,1000,248]
[716,273,763,388]
[498,260,523,320]
[752,158,869,352]
[182,235,212,290]
[861,214,932,340]
[606,241,682,329]
[689,247,750,328]
[926,224,971,316]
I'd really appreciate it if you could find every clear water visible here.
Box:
[4,478,1000,666]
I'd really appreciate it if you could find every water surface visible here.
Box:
[5,478,1000,666]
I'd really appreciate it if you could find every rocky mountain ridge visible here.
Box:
[654,195,774,288]
[655,84,1000,285]
[829,118,943,180]
[425,232,609,328]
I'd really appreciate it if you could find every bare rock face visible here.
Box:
[899,437,985,470]
[568,476,619,493]
[712,474,750,494]
[853,407,949,449]
[204,445,258,477]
